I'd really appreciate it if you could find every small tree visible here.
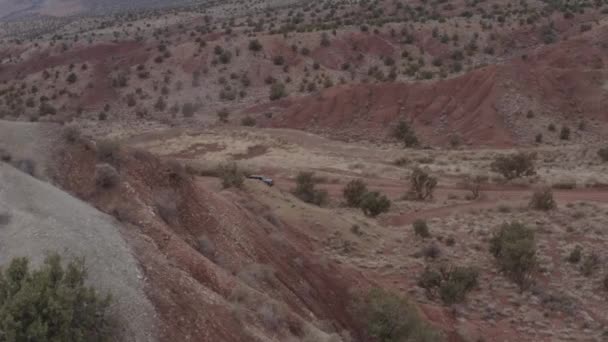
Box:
[360,191,391,217]
[489,222,536,290]
[393,121,419,147]
[408,167,437,200]
[0,254,112,341]
[343,179,368,207]
[491,152,536,180]
[529,187,556,211]
[293,172,327,206]
[218,163,244,189]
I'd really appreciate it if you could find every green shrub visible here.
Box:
[293,172,328,206]
[248,39,263,52]
[393,121,419,147]
[491,152,536,180]
[269,82,286,101]
[0,254,112,341]
[529,187,556,211]
[182,102,196,117]
[356,288,441,342]
[489,222,536,290]
[241,116,256,126]
[343,179,368,207]
[559,126,570,140]
[438,267,478,304]
[66,73,78,84]
[360,191,391,217]
[418,266,478,305]
[567,246,582,263]
[580,252,599,277]
[597,147,608,162]
[413,219,430,238]
[218,163,244,189]
[408,167,437,200]
[217,108,230,123]
[95,163,120,189]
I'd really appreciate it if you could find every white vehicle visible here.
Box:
[247,175,274,186]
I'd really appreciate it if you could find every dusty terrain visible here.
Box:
[1,0,608,341]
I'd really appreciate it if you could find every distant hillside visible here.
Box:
[0,0,203,19]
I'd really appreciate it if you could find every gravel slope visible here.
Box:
[0,121,158,341]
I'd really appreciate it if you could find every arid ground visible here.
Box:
[1,0,608,341]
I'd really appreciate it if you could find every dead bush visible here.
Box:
[408,167,437,200]
[463,175,486,200]
[529,187,556,211]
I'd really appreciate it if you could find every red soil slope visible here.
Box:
[264,25,608,147]
[53,142,370,341]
